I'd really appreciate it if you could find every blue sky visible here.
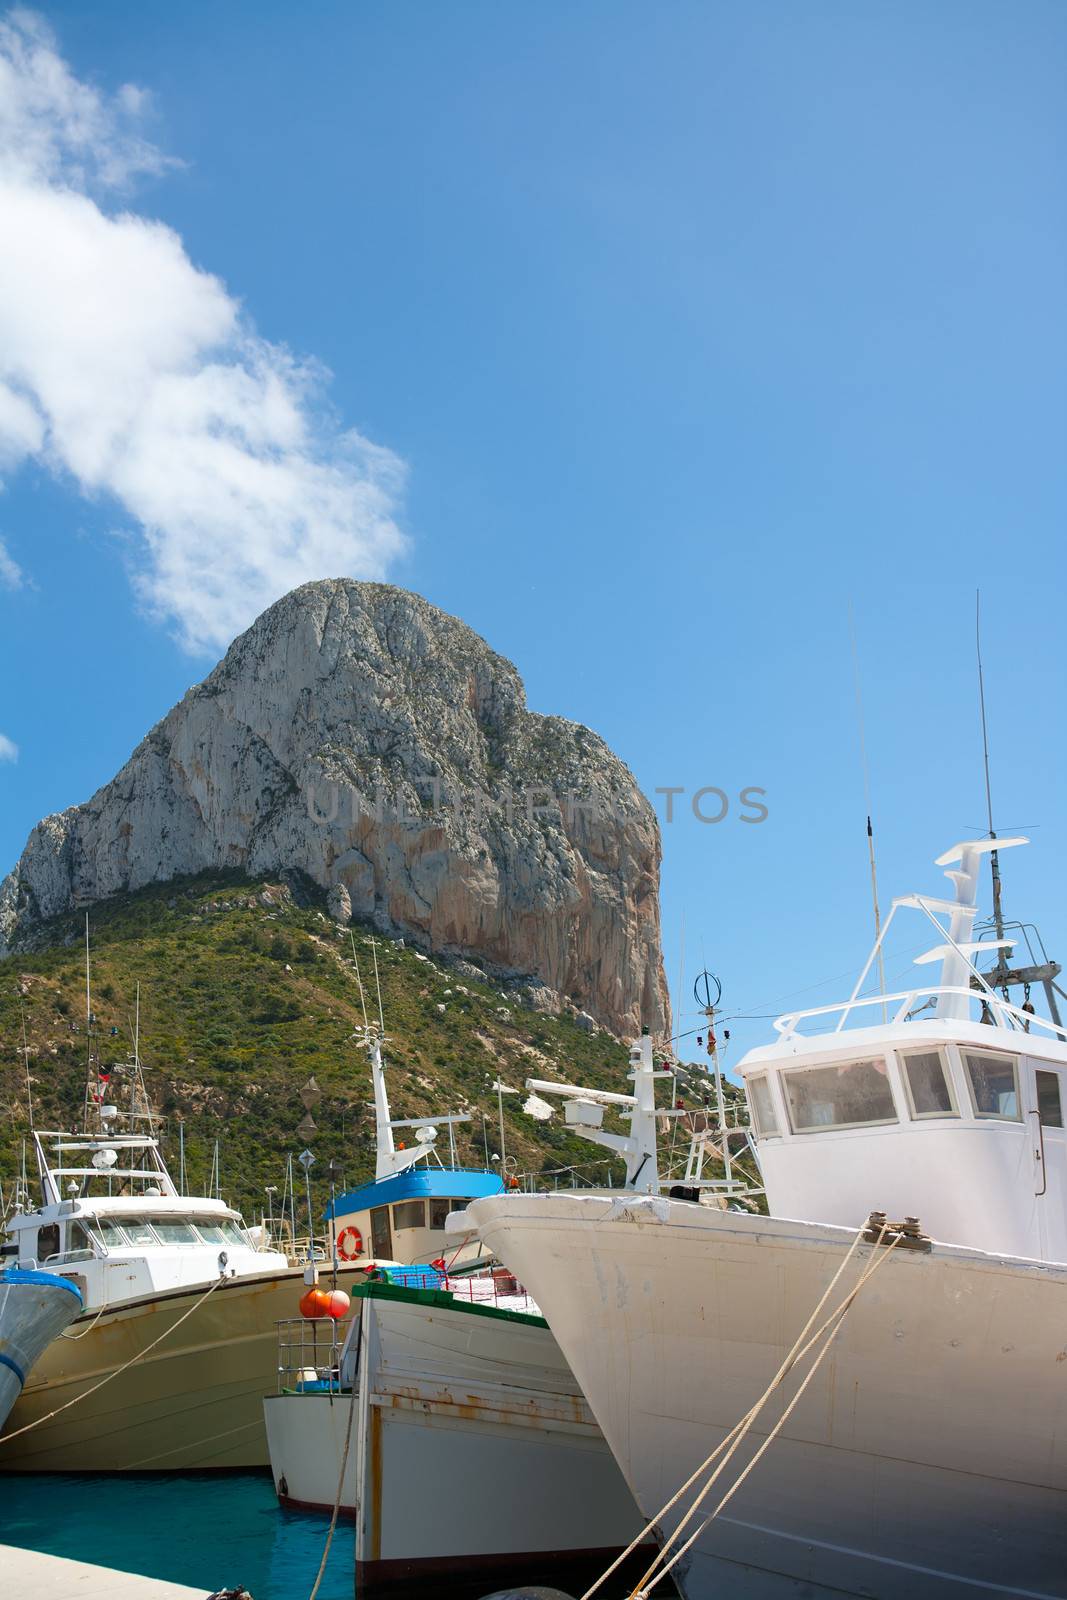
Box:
[0,2,1064,1064]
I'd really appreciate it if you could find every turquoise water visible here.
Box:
[2,1471,353,1599]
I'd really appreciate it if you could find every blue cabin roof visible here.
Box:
[327,1166,503,1221]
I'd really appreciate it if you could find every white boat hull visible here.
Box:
[471,1194,1067,1600]
[0,1263,367,1471]
[0,1270,83,1431]
[264,1390,360,1511]
[264,1284,653,1597]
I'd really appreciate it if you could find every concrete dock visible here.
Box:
[0,1543,222,1598]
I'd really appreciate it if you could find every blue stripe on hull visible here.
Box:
[0,1268,83,1301]
[0,1350,26,1390]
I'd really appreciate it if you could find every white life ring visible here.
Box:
[336,1225,364,1261]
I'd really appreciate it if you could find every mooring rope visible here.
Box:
[59,1301,107,1340]
[580,1216,895,1600]
[0,1273,226,1446]
[307,1362,360,1600]
[627,1227,902,1597]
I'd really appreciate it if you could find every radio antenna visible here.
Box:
[18,997,34,1132]
[848,601,887,1000]
[976,589,1006,947]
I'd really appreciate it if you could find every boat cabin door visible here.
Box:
[1025,1058,1067,1262]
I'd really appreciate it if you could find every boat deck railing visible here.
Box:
[261,1225,331,1265]
[775,984,1067,1045]
[275,1316,353,1393]
[434,1269,539,1317]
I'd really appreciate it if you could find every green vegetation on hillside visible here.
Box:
[1,873,731,1227]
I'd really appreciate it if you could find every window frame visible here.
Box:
[392,1199,427,1232]
[1034,1068,1064,1130]
[87,1216,131,1250]
[36,1222,61,1262]
[120,1217,161,1247]
[782,1056,899,1135]
[65,1221,102,1260]
[899,1048,959,1121]
[370,1205,392,1259]
[963,1051,1022,1123]
[747,1072,781,1138]
[149,1218,203,1247]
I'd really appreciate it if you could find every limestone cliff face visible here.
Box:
[0,581,669,1039]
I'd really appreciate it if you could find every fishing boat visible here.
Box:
[0,930,492,1473]
[0,938,375,1471]
[0,1115,372,1471]
[324,1030,503,1270]
[468,837,1067,1600]
[0,1267,83,1431]
[266,1268,653,1600]
[264,1032,749,1596]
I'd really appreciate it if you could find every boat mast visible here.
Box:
[526,1031,663,1194]
[695,971,731,1188]
[19,1000,34,1136]
[977,591,1007,953]
[349,935,409,1179]
[350,933,466,1179]
[81,912,97,1136]
[974,592,1063,1025]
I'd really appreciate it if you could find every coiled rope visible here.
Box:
[580,1218,899,1600]
[0,1273,225,1447]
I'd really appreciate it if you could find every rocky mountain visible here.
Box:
[0,581,669,1039]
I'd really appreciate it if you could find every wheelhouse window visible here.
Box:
[393,1200,426,1231]
[119,1217,159,1247]
[429,1198,453,1230]
[37,1223,61,1260]
[150,1219,202,1246]
[86,1217,130,1249]
[193,1220,248,1248]
[901,1051,957,1119]
[370,1205,392,1259]
[66,1223,98,1259]
[783,1058,896,1133]
[747,1074,780,1137]
[1035,1069,1063,1129]
[964,1053,1020,1121]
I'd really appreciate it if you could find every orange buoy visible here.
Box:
[299,1287,331,1319]
[325,1289,351,1319]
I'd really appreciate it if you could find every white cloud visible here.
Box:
[0,10,407,653]
[0,731,18,762]
[0,535,22,588]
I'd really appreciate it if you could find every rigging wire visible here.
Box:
[370,938,386,1033]
[349,932,370,1030]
